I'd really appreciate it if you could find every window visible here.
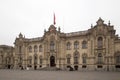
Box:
[66,42,71,50]
[28,56,32,64]
[66,54,71,64]
[116,56,120,63]
[28,46,32,53]
[67,57,70,64]
[98,37,103,48]
[82,41,87,49]
[50,41,55,51]
[82,53,87,64]
[40,58,42,64]
[34,45,38,52]
[115,52,120,64]
[74,41,79,49]
[34,55,37,64]
[6,57,10,64]
[19,57,22,65]
[39,56,42,64]
[74,57,78,64]
[98,53,103,64]
[74,51,79,64]
[82,57,86,64]
[39,45,42,52]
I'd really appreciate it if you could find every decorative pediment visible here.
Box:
[96,17,104,26]
[49,25,56,32]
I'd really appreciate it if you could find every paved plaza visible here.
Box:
[0,69,120,80]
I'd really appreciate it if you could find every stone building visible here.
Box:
[0,45,14,69]
[2,18,120,71]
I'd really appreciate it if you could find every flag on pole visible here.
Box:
[53,13,56,25]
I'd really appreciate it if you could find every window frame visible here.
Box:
[39,45,42,52]
[34,45,38,53]
[66,42,71,50]
[97,37,103,48]
[74,41,79,49]
[82,41,87,49]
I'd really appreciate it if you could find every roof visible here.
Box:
[65,30,88,37]
[25,37,43,42]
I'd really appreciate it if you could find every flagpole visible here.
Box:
[53,13,56,25]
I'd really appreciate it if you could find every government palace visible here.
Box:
[0,18,120,71]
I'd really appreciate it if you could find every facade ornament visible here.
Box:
[108,20,111,26]
[19,32,23,38]
[96,17,104,26]
[58,27,61,32]
[91,24,93,28]
[44,29,46,33]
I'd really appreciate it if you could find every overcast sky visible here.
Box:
[0,0,120,46]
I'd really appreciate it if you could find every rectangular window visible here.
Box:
[67,58,70,64]
[116,56,120,63]
[82,57,86,64]
[74,45,79,49]
[98,57,103,64]
[74,57,78,64]
[29,59,32,64]
[40,59,42,64]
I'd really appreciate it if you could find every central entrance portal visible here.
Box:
[50,56,55,67]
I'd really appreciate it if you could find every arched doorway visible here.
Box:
[50,56,55,67]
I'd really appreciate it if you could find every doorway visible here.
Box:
[50,56,55,67]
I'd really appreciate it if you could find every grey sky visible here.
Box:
[0,0,120,46]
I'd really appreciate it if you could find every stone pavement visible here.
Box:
[0,69,120,80]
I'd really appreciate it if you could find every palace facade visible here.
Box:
[1,18,120,71]
[0,45,14,69]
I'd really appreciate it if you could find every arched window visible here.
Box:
[82,53,87,64]
[74,51,79,64]
[39,45,42,52]
[50,41,55,51]
[82,41,87,49]
[66,54,71,64]
[98,53,103,64]
[28,46,32,53]
[98,37,103,48]
[74,41,79,49]
[66,42,71,50]
[34,45,38,52]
